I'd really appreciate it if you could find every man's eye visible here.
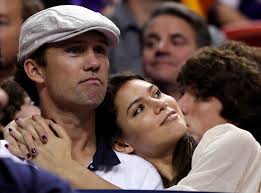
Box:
[171,36,186,46]
[144,40,156,49]
[133,105,144,116]
[94,46,107,55]
[66,46,84,54]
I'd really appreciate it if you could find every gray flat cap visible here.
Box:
[18,5,120,62]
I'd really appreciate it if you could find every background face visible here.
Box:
[143,15,197,85]
[178,91,228,143]
[0,0,23,70]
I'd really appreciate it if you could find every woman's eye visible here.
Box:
[133,105,144,116]
[154,89,161,98]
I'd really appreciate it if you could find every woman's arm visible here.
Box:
[3,116,120,189]
[169,124,261,192]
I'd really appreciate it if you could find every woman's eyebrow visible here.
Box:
[126,84,154,115]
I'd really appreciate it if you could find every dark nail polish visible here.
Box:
[27,153,31,159]
[4,144,8,148]
[31,148,36,155]
[42,135,47,143]
[8,128,12,132]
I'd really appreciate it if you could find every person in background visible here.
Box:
[0,79,40,139]
[177,41,261,143]
[142,2,211,99]
[209,0,261,27]
[0,0,44,81]
[108,0,171,75]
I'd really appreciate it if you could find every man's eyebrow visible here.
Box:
[126,84,154,115]
[144,33,159,41]
[170,33,186,40]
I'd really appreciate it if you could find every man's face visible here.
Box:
[178,90,228,143]
[0,0,23,70]
[143,15,197,84]
[39,31,110,110]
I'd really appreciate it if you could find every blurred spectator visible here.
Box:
[42,0,117,15]
[108,0,224,75]
[41,0,70,8]
[142,2,211,99]
[108,0,170,75]
[0,79,40,134]
[0,0,44,81]
[209,0,261,27]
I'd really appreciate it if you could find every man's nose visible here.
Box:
[83,50,101,72]
[157,40,171,52]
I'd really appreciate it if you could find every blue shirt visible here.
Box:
[0,158,73,193]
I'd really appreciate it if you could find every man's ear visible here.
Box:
[113,138,134,154]
[24,59,45,84]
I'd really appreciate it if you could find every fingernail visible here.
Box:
[8,128,12,132]
[42,135,47,143]
[31,148,37,155]
[27,153,31,159]
[4,144,8,148]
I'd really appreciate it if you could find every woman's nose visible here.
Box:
[151,99,167,114]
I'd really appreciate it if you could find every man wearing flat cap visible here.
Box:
[1,5,163,190]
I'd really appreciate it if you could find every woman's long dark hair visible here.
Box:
[96,71,196,188]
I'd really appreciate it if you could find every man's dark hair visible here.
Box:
[177,42,261,142]
[142,2,211,48]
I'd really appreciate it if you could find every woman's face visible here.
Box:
[114,79,187,158]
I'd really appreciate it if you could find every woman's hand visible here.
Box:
[3,115,49,159]
[4,115,74,175]
[32,118,74,174]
